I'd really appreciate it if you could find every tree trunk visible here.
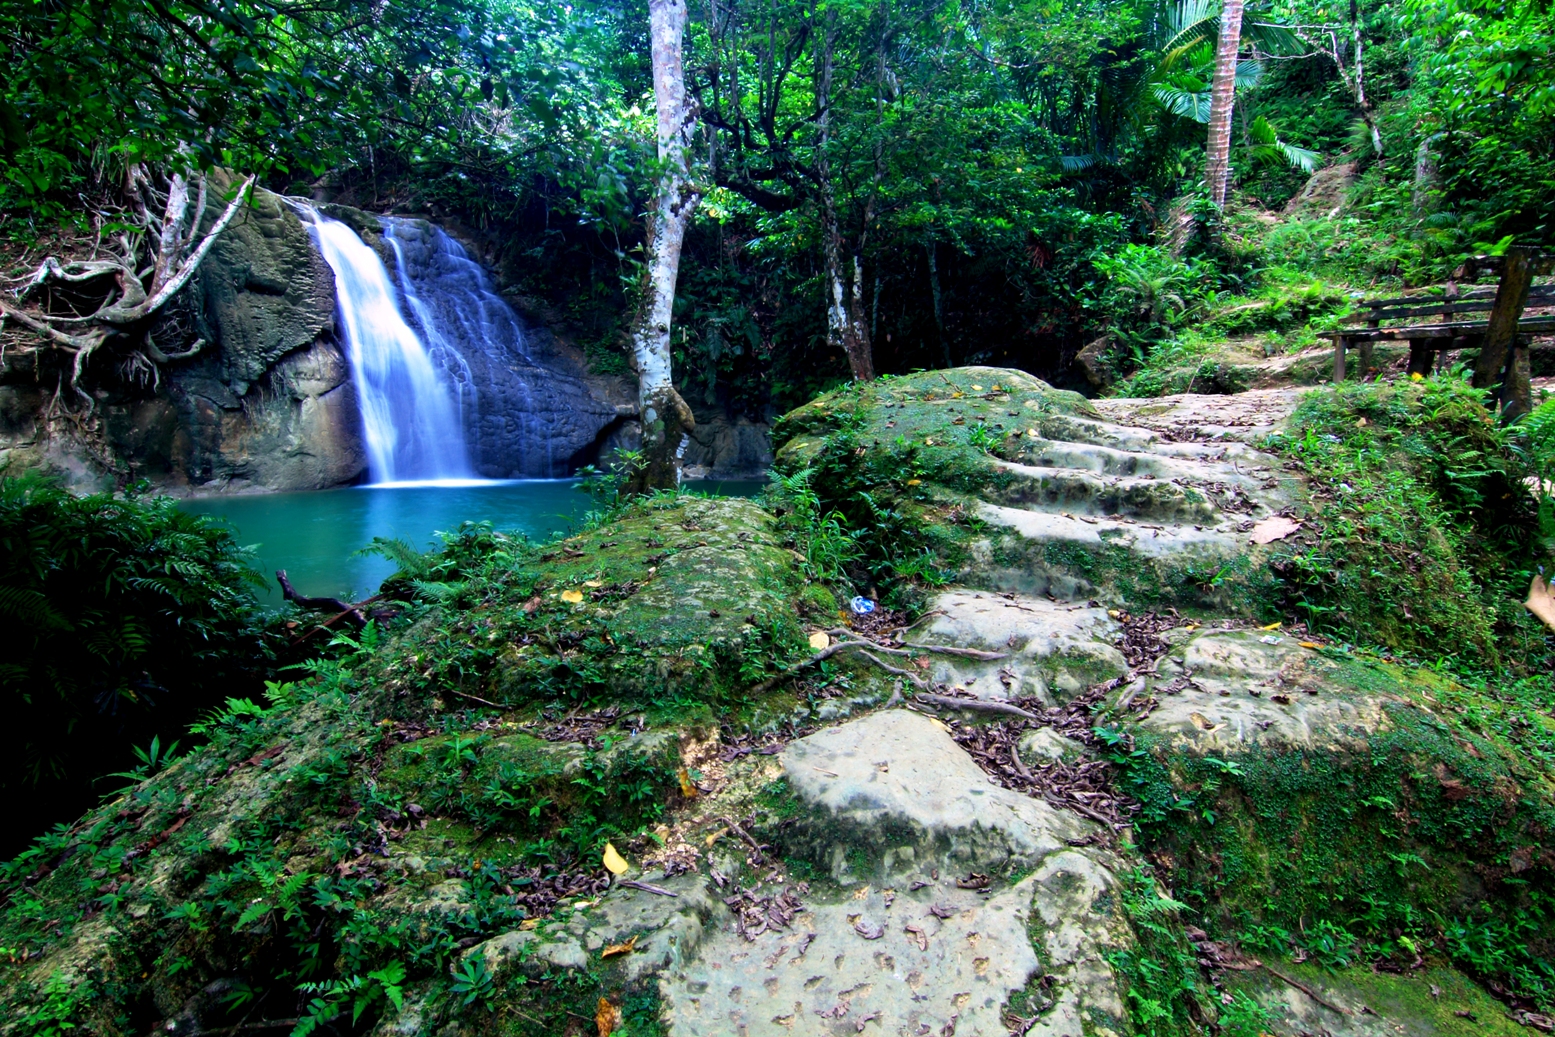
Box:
[814,6,875,381]
[1204,0,1245,208]
[626,0,701,494]
[1472,247,1535,420]
[926,238,951,367]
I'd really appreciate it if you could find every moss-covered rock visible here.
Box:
[0,494,830,1036]
[1118,632,1555,1005]
[772,366,1302,615]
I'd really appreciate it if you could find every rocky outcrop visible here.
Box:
[661,710,1130,1037]
[775,367,1303,611]
[0,183,365,492]
[2,371,1549,1037]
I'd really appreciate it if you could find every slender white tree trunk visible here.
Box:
[815,5,875,381]
[1205,0,1245,209]
[628,0,701,493]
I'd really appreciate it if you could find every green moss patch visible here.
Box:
[1120,652,1555,1006]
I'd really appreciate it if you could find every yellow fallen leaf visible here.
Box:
[1299,641,1321,649]
[971,384,984,391]
[705,827,728,846]
[929,718,951,733]
[1357,417,1368,427]
[1027,428,1039,437]
[1410,372,1424,382]
[677,766,698,798]
[924,437,935,445]
[808,630,830,650]
[951,391,965,398]
[520,917,540,930]
[560,588,584,604]
[1107,609,1121,619]
[583,579,603,587]
[596,997,621,1036]
[602,842,629,875]
[1259,621,1283,631]
[601,935,638,959]
[906,478,922,486]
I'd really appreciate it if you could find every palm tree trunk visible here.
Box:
[627,0,701,494]
[1205,0,1245,209]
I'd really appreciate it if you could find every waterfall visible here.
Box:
[296,202,620,481]
[382,220,566,477]
[300,206,475,485]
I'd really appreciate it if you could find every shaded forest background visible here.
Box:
[3,0,1552,422]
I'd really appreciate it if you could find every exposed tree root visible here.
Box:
[1,168,255,415]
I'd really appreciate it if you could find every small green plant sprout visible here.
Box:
[100,734,182,793]
[966,422,997,453]
[326,619,382,664]
[1200,756,1243,777]
[449,954,496,1008]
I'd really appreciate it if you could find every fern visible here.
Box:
[0,471,274,850]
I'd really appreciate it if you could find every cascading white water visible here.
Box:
[300,206,475,485]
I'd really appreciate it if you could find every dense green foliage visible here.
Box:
[1267,377,1548,669]
[6,0,1551,411]
[0,474,273,856]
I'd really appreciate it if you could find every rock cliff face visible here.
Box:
[0,184,360,492]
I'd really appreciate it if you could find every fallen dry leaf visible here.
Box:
[583,579,603,588]
[602,842,629,875]
[1250,516,1302,545]
[1298,641,1321,649]
[560,588,584,604]
[1526,575,1555,633]
[601,935,638,958]
[1189,712,1224,733]
[677,767,698,798]
[808,630,830,650]
[596,997,621,1037]
[854,918,885,940]
[905,923,928,950]
[1259,621,1282,631]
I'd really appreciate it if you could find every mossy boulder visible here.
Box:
[0,494,832,1036]
[389,494,817,712]
[1121,632,1555,1003]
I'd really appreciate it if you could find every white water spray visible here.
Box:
[300,206,474,484]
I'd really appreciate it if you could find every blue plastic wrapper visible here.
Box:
[849,596,876,615]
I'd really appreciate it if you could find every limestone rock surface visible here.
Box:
[660,710,1132,1037]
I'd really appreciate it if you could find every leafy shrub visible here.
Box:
[1267,376,1542,666]
[0,473,274,854]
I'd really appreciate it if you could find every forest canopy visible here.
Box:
[1,0,1552,402]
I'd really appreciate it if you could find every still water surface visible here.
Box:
[182,479,763,605]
